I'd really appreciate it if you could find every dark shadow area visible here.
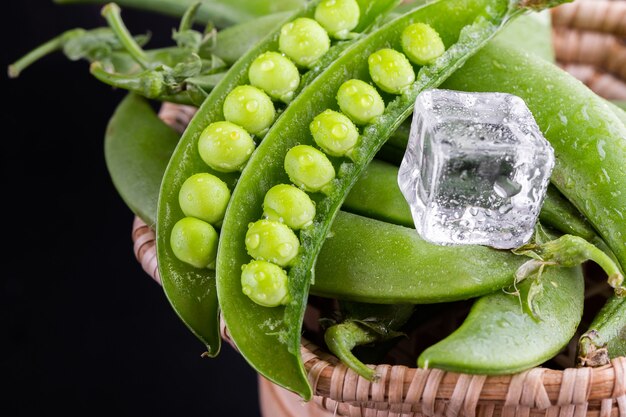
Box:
[2,2,260,416]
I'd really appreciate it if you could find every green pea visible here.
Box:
[401,23,445,66]
[178,173,230,225]
[279,18,330,68]
[170,217,218,269]
[263,184,316,230]
[223,85,275,135]
[245,219,300,267]
[314,0,360,40]
[336,79,385,125]
[367,49,415,94]
[284,144,336,193]
[249,52,301,103]
[309,109,359,157]
[241,260,290,307]
[197,121,255,172]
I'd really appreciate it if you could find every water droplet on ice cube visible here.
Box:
[398,89,555,249]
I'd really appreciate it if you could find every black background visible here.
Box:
[3,1,260,416]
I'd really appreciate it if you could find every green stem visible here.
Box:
[179,2,201,32]
[101,3,150,69]
[518,235,625,295]
[8,29,82,77]
[90,62,163,97]
[324,322,377,380]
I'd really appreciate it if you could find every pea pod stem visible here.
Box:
[178,2,201,33]
[91,62,162,96]
[515,234,625,295]
[324,302,414,380]
[8,29,85,78]
[325,322,378,380]
[101,3,150,69]
[90,62,199,105]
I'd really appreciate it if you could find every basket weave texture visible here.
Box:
[131,1,626,416]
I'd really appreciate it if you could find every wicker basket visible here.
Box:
[131,1,626,416]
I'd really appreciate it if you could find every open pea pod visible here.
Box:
[217,0,564,399]
[156,0,400,362]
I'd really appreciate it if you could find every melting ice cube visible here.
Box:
[398,89,555,249]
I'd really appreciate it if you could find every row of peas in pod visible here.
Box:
[240,22,447,307]
[169,0,365,270]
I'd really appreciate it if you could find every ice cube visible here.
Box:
[398,89,555,249]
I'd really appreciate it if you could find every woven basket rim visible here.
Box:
[131,2,626,414]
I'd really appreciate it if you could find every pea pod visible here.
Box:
[418,265,584,374]
[156,0,399,365]
[217,0,563,399]
[578,295,626,367]
[312,211,528,303]
[343,159,412,227]
[105,94,178,226]
[442,36,626,275]
[344,159,602,242]
[494,10,554,62]
[614,101,626,112]
[211,13,291,65]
